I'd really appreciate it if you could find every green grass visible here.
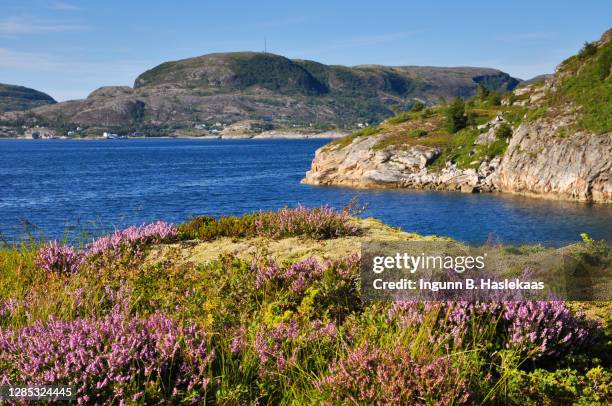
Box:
[365,104,516,168]
[409,128,428,137]
[328,125,381,149]
[386,111,417,124]
[554,39,612,134]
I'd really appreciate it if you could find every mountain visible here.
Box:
[0,83,56,112]
[0,52,520,132]
[516,74,553,87]
[303,29,611,203]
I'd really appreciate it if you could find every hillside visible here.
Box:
[304,29,611,203]
[0,83,56,112]
[0,52,519,134]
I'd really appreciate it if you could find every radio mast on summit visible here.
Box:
[264,36,267,53]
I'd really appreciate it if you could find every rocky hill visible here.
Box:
[0,52,519,131]
[0,83,56,112]
[303,29,611,203]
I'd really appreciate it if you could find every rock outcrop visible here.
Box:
[304,29,612,203]
[493,111,611,202]
[303,134,499,193]
[303,114,610,202]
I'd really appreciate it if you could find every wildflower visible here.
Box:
[86,221,178,258]
[0,307,213,404]
[36,240,84,274]
[316,342,469,404]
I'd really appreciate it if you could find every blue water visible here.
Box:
[0,138,610,245]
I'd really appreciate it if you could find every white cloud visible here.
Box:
[0,16,90,35]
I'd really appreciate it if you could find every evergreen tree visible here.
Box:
[445,97,468,133]
[410,100,425,112]
[475,84,490,100]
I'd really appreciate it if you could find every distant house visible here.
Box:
[25,128,56,139]
[102,132,120,139]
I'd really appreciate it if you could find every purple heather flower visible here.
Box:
[36,240,84,274]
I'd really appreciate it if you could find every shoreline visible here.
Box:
[0,130,350,141]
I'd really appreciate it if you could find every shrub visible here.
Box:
[467,111,478,126]
[0,308,214,403]
[482,138,508,159]
[495,123,513,139]
[504,367,612,405]
[255,206,359,239]
[179,214,257,241]
[578,41,598,59]
[388,300,595,359]
[36,241,84,275]
[476,84,490,100]
[181,206,360,241]
[86,221,178,258]
[316,342,470,404]
[420,108,434,118]
[410,100,425,112]
[487,92,502,105]
[445,98,468,133]
[503,301,594,358]
[409,128,428,137]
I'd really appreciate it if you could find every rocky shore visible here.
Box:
[303,30,612,203]
[302,134,498,194]
[303,107,611,202]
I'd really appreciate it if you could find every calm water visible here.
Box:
[1,138,610,245]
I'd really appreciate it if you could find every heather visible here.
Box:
[0,209,610,404]
[0,289,214,404]
[179,205,360,240]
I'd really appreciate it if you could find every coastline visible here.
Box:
[0,130,350,141]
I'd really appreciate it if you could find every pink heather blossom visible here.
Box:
[252,255,359,293]
[316,342,470,405]
[388,300,595,358]
[253,257,283,288]
[86,221,178,258]
[36,240,85,274]
[0,306,213,404]
[229,327,247,354]
[254,205,359,239]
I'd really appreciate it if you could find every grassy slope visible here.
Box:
[552,34,612,134]
[328,102,527,170]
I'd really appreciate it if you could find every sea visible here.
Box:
[1,138,610,246]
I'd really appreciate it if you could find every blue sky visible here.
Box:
[1,0,610,101]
